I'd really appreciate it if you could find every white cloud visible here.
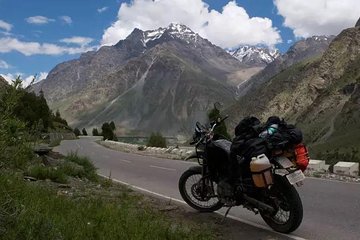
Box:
[101,0,281,48]
[274,0,360,38]
[1,72,48,87]
[0,59,11,69]
[60,36,94,46]
[97,7,108,13]
[0,20,12,32]
[60,16,72,25]
[0,37,95,56]
[25,16,55,25]
[287,39,293,44]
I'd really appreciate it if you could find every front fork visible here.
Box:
[200,164,216,197]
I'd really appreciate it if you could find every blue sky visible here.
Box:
[0,0,359,84]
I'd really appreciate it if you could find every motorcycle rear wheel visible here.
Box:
[179,166,223,212]
[260,176,303,233]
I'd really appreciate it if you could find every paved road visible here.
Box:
[55,137,360,240]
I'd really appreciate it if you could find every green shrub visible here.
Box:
[49,138,61,147]
[101,122,117,141]
[82,128,88,136]
[59,161,86,178]
[25,152,98,183]
[73,128,81,136]
[26,165,68,183]
[147,133,167,148]
[65,152,98,181]
[92,128,100,136]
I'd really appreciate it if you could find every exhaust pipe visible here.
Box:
[242,194,275,213]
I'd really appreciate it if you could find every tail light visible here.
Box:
[294,144,310,171]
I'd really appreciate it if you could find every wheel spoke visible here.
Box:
[183,173,220,209]
[267,190,292,224]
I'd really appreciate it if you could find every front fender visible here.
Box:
[187,165,202,173]
[184,150,205,161]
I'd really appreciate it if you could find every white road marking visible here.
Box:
[150,165,176,171]
[97,173,307,240]
[76,143,81,149]
[119,159,131,163]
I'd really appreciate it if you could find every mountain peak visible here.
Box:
[309,35,332,42]
[139,23,199,47]
[286,35,335,59]
[228,45,280,66]
[125,28,145,40]
[167,23,194,33]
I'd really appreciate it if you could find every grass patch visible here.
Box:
[25,165,68,183]
[48,138,61,147]
[25,152,98,183]
[0,174,213,240]
[64,152,98,182]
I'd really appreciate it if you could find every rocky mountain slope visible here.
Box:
[0,75,8,93]
[0,75,6,86]
[34,24,252,135]
[227,24,360,156]
[236,35,335,97]
[228,46,280,67]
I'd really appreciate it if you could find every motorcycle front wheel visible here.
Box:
[178,166,223,212]
[260,176,303,233]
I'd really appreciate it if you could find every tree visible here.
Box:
[74,128,81,137]
[82,128,88,136]
[147,132,167,148]
[55,109,61,119]
[13,88,52,131]
[0,76,32,168]
[110,121,116,131]
[37,89,51,130]
[92,128,99,136]
[101,122,117,141]
[208,106,230,140]
[52,109,69,126]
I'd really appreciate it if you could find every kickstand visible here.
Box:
[221,206,232,224]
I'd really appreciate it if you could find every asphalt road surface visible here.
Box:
[55,137,360,240]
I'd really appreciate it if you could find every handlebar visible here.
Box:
[218,115,229,124]
[191,115,229,146]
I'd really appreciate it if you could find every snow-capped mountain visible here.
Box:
[142,23,199,46]
[34,23,246,135]
[228,46,280,66]
[311,36,331,41]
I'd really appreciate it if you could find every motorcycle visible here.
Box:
[178,116,309,233]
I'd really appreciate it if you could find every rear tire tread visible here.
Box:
[260,177,303,233]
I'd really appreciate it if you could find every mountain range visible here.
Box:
[226,24,360,157]
[34,23,254,136]
[33,21,355,149]
[235,35,335,97]
[228,46,280,67]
